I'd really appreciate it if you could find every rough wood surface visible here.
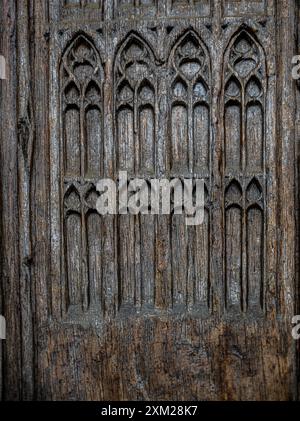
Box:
[0,0,299,400]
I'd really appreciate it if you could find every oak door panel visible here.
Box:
[0,0,297,400]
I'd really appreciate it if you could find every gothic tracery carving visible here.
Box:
[61,35,103,313]
[223,30,265,312]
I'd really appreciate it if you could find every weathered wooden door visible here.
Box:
[1,0,299,400]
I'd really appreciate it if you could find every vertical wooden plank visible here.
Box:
[258,0,277,317]
[295,0,300,399]
[32,0,51,331]
[49,18,62,320]
[275,2,297,398]
[210,0,224,315]
[17,0,35,400]
[0,0,4,399]
[276,0,296,317]
[0,0,22,401]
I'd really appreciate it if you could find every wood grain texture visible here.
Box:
[1,0,22,401]
[0,0,299,401]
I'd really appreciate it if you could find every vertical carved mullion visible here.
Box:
[241,80,247,312]
[158,68,168,175]
[210,3,223,315]
[79,88,89,311]
[241,79,246,174]
[104,0,114,19]
[80,98,85,179]
[155,64,171,309]
[81,204,89,311]
[241,177,247,312]
[102,54,117,317]
[134,87,139,174]
[188,83,194,175]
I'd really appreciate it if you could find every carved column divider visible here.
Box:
[210,0,223,316]
[103,34,118,317]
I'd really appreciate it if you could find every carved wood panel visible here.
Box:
[61,34,105,316]
[1,0,298,401]
[223,30,265,313]
[56,25,268,320]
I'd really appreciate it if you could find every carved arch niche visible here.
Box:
[60,34,104,316]
[115,33,157,177]
[115,34,157,310]
[168,30,211,311]
[169,30,211,176]
[223,29,266,313]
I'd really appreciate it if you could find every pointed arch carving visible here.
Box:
[60,34,104,315]
[224,29,265,174]
[168,30,211,311]
[114,33,157,311]
[61,34,104,179]
[223,28,265,312]
[169,30,211,176]
[115,33,157,176]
